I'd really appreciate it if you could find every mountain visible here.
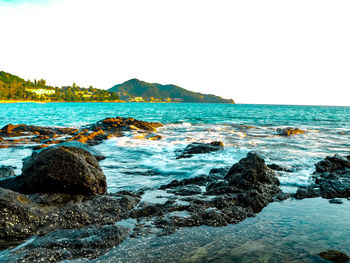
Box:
[109,79,234,103]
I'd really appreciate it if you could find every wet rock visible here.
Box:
[0,117,162,149]
[294,186,321,199]
[0,187,39,241]
[21,146,106,195]
[277,127,305,136]
[207,167,229,182]
[176,141,224,159]
[315,154,350,173]
[0,187,140,242]
[296,154,350,199]
[89,117,163,133]
[7,224,129,263]
[274,192,291,201]
[267,164,293,173]
[167,184,202,196]
[0,165,15,178]
[329,198,343,204]
[159,175,208,190]
[35,141,106,161]
[225,152,280,190]
[319,250,350,263]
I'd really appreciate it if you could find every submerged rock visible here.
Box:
[295,154,350,200]
[21,146,106,195]
[277,127,305,136]
[267,163,293,173]
[0,165,15,178]
[176,141,224,159]
[319,250,350,263]
[7,225,129,263]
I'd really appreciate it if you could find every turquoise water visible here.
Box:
[1,103,350,262]
[0,103,349,192]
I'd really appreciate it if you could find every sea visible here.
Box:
[1,102,350,262]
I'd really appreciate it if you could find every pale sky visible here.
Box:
[0,0,349,106]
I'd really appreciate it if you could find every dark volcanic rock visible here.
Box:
[315,154,350,173]
[319,250,350,263]
[167,184,202,196]
[329,198,343,204]
[295,154,350,200]
[0,187,140,242]
[21,146,106,195]
[176,141,224,159]
[8,225,129,263]
[35,141,106,161]
[295,186,321,199]
[225,152,280,189]
[277,127,305,136]
[0,165,15,178]
[159,174,208,190]
[267,163,293,172]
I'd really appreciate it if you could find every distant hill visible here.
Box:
[109,79,234,103]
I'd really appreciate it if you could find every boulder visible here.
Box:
[319,250,350,263]
[34,141,106,161]
[277,127,305,136]
[21,146,107,195]
[176,141,224,159]
[295,154,350,199]
[225,152,280,189]
[0,165,15,178]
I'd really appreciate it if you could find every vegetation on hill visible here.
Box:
[0,71,120,102]
[0,72,234,103]
[109,79,234,103]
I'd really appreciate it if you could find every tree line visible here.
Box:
[0,71,120,102]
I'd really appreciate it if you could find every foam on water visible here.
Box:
[1,103,350,192]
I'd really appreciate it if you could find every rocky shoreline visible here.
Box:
[0,118,349,262]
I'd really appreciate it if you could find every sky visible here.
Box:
[0,0,349,106]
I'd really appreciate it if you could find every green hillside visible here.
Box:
[0,71,120,102]
[109,79,234,103]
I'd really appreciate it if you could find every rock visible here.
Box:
[267,163,292,172]
[6,225,129,263]
[0,117,162,149]
[176,141,224,159]
[159,175,208,190]
[0,165,15,178]
[0,187,39,241]
[274,192,291,201]
[319,250,350,263]
[329,198,343,204]
[315,154,350,173]
[294,186,321,199]
[0,187,140,242]
[225,152,280,189]
[277,127,305,136]
[89,117,163,133]
[21,146,107,195]
[167,184,202,196]
[296,154,350,199]
[35,141,106,161]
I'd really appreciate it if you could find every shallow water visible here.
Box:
[1,103,350,262]
[57,198,350,263]
[3,102,348,190]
